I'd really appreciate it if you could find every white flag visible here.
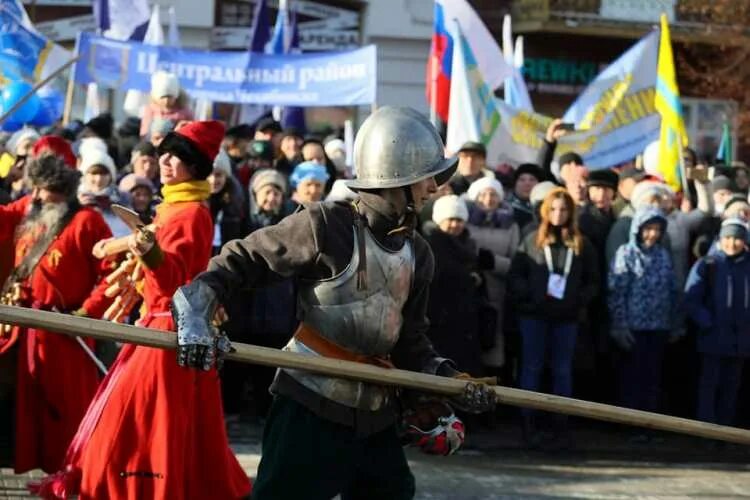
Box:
[123,5,165,117]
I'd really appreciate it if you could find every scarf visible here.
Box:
[161,180,211,204]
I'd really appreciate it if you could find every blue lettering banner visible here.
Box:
[73,32,377,106]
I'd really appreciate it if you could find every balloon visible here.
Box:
[37,87,64,118]
[29,87,65,127]
[0,119,23,132]
[1,80,40,124]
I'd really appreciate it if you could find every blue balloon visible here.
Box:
[1,119,23,133]
[29,87,65,127]
[1,80,40,124]
[37,87,64,118]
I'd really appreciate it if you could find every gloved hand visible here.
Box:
[449,372,497,414]
[172,280,233,370]
[400,399,465,456]
[610,327,635,351]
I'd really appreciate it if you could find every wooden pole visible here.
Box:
[0,56,80,126]
[1,304,750,445]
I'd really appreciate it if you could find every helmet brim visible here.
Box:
[347,155,458,190]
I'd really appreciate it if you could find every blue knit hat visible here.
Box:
[720,217,749,240]
[290,161,330,188]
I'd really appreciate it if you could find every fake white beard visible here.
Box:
[17,200,69,241]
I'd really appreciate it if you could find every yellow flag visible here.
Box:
[655,14,688,192]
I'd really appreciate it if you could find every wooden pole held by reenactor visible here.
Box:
[0,304,749,445]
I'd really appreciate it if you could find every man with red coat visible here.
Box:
[34,121,251,500]
[0,152,114,474]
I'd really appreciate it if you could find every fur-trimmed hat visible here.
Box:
[28,155,81,197]
[157,120,225,180]
[32,135,76,168]
[151,71,180,100]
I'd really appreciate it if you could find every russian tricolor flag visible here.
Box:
[426,0,513,125]
[426,2,453,123]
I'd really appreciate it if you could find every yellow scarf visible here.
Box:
[160,180,211,204]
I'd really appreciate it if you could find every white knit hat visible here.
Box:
[467,176,504,203]
[151,71,180,100]
[77,136,108,158]
[432,194,469,224]
[79,149,116,180]
[213,149,232,176]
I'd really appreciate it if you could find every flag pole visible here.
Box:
[62,34,82,126]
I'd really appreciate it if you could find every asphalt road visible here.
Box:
[3,420,750,499]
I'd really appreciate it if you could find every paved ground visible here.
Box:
[3,420,750,499]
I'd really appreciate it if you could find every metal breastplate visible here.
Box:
[281,225,414,411]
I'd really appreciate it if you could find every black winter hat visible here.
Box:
[132,140,157,158]
[514,163,544,184]
[84,113,114,140]
[587,169,618,190]
[225,124,254,140]
[558,152,584,166]
[256,117,282,133]
[458,141,487,156]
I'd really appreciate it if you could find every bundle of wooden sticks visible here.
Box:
[102,253,143,322]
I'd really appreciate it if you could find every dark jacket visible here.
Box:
[209,175,247,250]
[197,191,453,431]
[509,228,599,322]
[608,208,677,331]
[684,249,750,357]
[579,203,615,260]
[423,222,483,376]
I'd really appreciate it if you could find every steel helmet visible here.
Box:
[347,106,457,190]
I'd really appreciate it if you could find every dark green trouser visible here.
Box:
[251,396,415,500]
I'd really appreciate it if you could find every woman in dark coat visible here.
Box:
[423,195,484,376]
[509,187,599,447]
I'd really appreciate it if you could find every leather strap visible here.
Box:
[294,322,394,369]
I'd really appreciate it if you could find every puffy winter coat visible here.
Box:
[684,248,750,357]
[608,208,678,331]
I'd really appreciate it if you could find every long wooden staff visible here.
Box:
[1,304,749,445]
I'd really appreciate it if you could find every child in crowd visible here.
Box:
[684,218,750,426]
[608,207,678,422]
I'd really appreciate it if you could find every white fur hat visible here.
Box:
[213,149,232,176]
[151,71,180,100]
[467,176,504,203]
[79,149,116,180]
[432,194,469,224]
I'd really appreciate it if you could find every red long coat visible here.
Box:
[44,200,251,500]
[0,196,114,473]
